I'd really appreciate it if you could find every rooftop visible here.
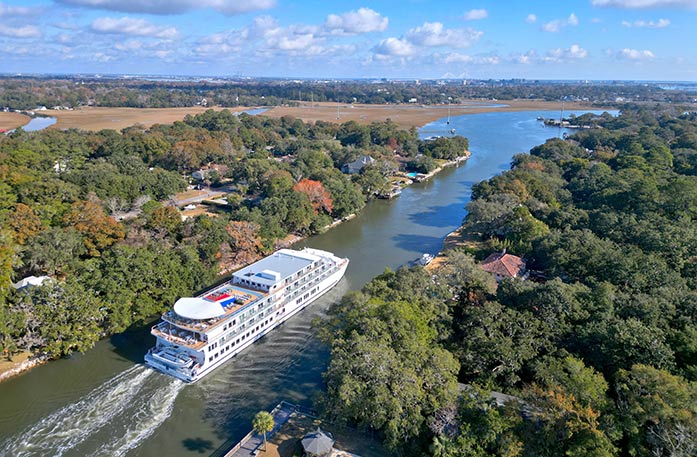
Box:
[480,250,526,278]
[233,249,319,288]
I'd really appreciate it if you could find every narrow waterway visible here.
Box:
[0,109,612,457]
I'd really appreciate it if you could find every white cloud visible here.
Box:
[0,2,33,16]
[57,0,276,15]
[405,22,483,48]
[542,13,579,32]
[621,18,670,27]
[545,44,588,61]
[91,17,178,39]
[463,8,488,20]
[620,48,655,59]
[592,0,697,8]
[114,39,143,51]
[590,17,604,22]
[325,7,388,34]
[525,13,537,23]
[372,37,415,57]
[0,24,41,38]
[441,52,473,63]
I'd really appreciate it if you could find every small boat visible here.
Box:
[449,128,456,134]
[409,253,435,267]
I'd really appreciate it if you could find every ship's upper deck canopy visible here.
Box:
[232,249,321,288]
[174,297,225,320]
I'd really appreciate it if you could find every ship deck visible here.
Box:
[155,282,269,347]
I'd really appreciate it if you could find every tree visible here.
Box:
[225,221,262,265]
[63,198,125,256]
[615,365,697,457]
[292,178,333,214]
[252,411,274,452]
[520,385,617,457]
[20,279,105,357]
[8,203,43,244]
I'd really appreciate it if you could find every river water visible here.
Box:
[0,109,611,457]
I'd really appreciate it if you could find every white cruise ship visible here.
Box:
[145,248,348,382]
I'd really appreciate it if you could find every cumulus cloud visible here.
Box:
[91,17,178,39]
[463,8,488,20]
[525,13,537,23]
[542,13,579,32]
[621,18,670,27]
[372,37,415,57]
[405,22,483,48]
[620,48,655,59]
[325,7,388,34]
[0,24,41,38]
[57,0,276,15]
[545,44,588,61]
[592,0,697,8]
[441,52,473,63]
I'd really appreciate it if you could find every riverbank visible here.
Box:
[0,351,49,383]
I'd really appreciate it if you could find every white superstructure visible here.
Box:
[145,248,348,382]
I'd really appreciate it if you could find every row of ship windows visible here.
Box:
[207,314,277,363]
[207,306,286,352]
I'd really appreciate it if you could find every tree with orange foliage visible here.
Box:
[292,178,333,214]
[225,220,262,265]
[63,199,125,256]
[9,203,43,244]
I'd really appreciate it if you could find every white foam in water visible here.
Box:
[1,366,153,457]
[88,378,184,457]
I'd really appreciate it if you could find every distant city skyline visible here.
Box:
[1,0,695,81]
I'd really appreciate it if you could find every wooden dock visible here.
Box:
[215,401,310,457]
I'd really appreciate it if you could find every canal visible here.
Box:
[0,109,611,457]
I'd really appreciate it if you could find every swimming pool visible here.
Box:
[406,172,418,178]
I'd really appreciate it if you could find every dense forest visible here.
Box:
[0,110,467,359]
[319,106,697,456]
[1,76,694,110]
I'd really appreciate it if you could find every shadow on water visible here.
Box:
[391,233,445,253]
[108,321,155,365]
[182,437,214,453]
[407,201,468,228]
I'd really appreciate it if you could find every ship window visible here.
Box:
[236,338,240,344]
[256,325,259,331]
[226,345,230,351]
[208,357,213,362]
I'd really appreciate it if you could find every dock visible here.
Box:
[217,401,306,457]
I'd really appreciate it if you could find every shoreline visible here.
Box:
[0,109,474,382]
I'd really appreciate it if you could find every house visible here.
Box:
[341,155,375,174]
[13,275,51,290]
[480,250,527,282]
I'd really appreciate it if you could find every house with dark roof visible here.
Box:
[480,250,527,282]
[341,155,375,174]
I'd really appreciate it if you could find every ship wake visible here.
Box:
[0,365,182,457]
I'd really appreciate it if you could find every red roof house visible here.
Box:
[480,250,527,282]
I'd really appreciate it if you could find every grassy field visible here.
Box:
[265,99,599,128]
[0,112,30,131]
[0,99,604,132]
[44,106,256,131]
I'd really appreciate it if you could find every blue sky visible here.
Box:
[0,0,695,80]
